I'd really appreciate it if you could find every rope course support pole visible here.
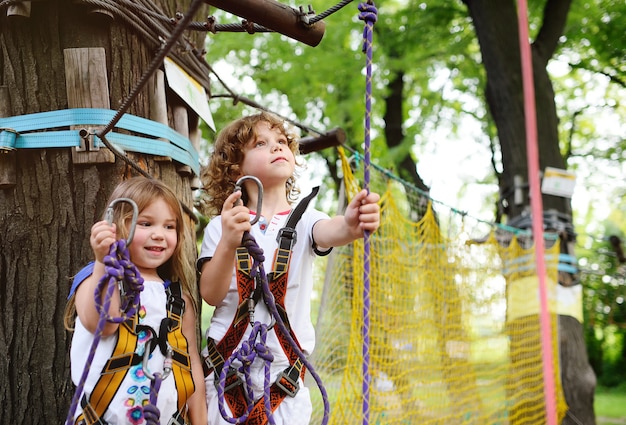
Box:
[515,1,558,424]
[358,2,377,424]
[203,0,326,47]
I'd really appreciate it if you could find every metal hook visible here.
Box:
[104,197,139,245]
[142,338,173,382]
[234,175,263,225]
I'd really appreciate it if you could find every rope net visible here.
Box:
[309,149,568,424]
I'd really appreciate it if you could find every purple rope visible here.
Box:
[143,375,163,425]
[358,3,377,425]
[217,321,275,424]
[216,231,330,424]
[65,240,144,425]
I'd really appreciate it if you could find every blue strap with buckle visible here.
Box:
[0,108,200,175]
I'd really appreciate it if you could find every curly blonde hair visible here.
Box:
[200,112,301,216]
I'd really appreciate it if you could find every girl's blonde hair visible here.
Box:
[200,112,301,216]
[65,177,197,329]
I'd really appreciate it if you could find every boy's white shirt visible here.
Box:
[199,208,329,423]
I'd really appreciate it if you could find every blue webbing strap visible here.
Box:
[0,108,200,175]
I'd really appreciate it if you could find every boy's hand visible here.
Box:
[220,191,252,248]
[345,189,381,235]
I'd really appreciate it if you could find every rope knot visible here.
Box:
[358,2,378,25]
[358,1,377,53]
[143,401,161,425]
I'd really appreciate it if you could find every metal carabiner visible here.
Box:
[142,338,173,382]
[234,175,264,225]
[104,197,139,245]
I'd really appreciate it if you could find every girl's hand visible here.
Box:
[220,191,252,249]
[90,220,117,263]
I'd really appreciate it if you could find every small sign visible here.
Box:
[164,57,215,131]
[541,167,576,198]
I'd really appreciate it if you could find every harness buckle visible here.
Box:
[276,227,297,245]
[275,365,300,398]
[216,367,244,393]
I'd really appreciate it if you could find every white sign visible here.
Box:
[541,167,576,198]
[164,57,215,131]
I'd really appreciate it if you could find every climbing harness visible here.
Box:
[202,177,330,425]
[66,198,194,425]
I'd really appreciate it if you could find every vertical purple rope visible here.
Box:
[143,376,163,425]
[358,3,377,425]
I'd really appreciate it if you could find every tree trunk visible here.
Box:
[0,1,208,423]
[462,0,595,423]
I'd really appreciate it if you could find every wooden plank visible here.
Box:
[149,69,174,164]
[7,1,31,17]
[64,47,115,164]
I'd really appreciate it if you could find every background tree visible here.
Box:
[201,0,624,423]
[0,1,209,423]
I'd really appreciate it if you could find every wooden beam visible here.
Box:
[205,0,325,47]
[299,128,345,154]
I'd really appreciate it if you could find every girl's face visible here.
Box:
[240,121,295,187]
[127,198,178,282]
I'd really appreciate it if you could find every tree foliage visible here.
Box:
[200,0,626,403]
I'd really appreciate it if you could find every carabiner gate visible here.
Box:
[104,197,139,245]
[234,175,264,225]
[142,338,173,382]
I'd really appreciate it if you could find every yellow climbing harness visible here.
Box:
[75,281,195,425]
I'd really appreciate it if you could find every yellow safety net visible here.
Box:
[309,149,568,424]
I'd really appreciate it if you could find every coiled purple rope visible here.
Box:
[217,321,275,424]
[216,231,330,424]
[65,240,144,425]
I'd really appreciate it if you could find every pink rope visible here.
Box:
[515,2,558,424]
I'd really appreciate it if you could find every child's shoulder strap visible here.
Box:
[284,186,320,230]
[68,261,95,299]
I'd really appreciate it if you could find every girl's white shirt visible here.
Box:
[70,280,180,425]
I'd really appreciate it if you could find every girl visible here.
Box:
[66,177,207,425]
[198,112,380,424]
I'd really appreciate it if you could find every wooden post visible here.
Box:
[64,47,115,164]
[148,68,175,165]
[205,0,326,47]
[169,93,193,176]
[0,86,17,189]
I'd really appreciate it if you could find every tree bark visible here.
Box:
[462,0,595,423]
[0,1,208,423]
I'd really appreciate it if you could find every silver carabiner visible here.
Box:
[104,197,139,245]
[234,175,263,225]
[142,338,173,382]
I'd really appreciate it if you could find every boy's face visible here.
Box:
[240,121,295,187]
